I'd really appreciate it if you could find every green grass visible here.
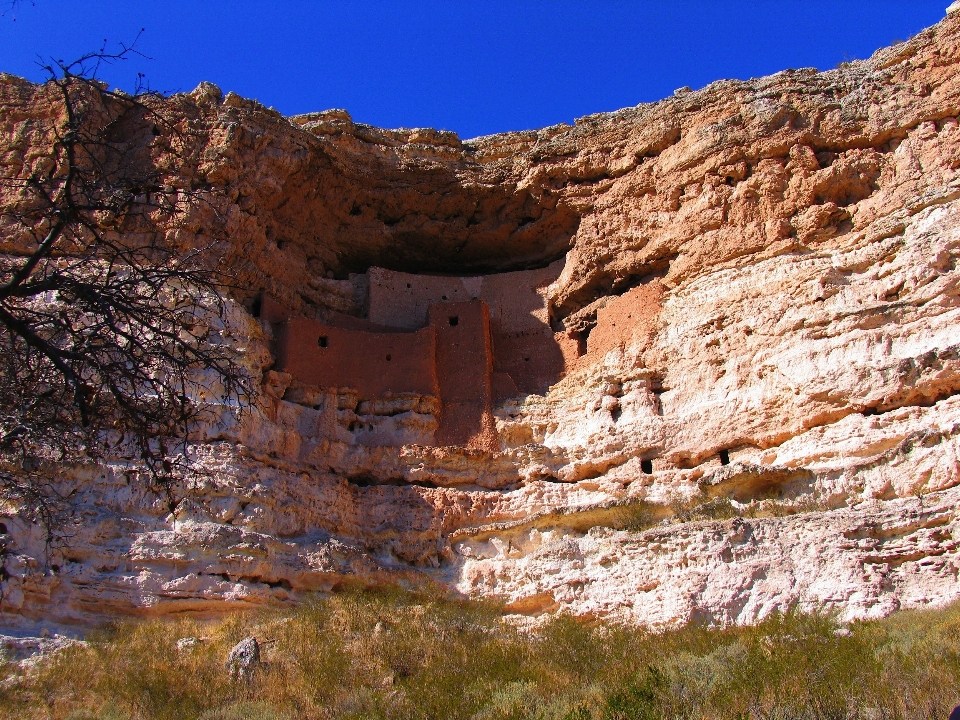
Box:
[3,588,960,719]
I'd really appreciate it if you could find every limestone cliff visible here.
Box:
[1,11,960,631]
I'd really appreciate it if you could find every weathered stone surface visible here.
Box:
[226,637,261,683]
[1,12,960,631]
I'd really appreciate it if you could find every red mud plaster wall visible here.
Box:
[274,316,438,398]
[260,294,293,325]
[368,260,571,400]
[429,300,497,450]
[491,329,566,400]
[263,294,409,334]
[368,268,479,330]
[481,262,567,398]
[585,281,666,360]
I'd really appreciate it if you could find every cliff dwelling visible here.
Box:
[4,7,960,645]
[261,258,580,450]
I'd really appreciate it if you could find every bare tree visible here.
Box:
[1,1,34,20]
[0,43,250,526]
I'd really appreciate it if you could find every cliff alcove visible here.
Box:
[1,11,960,632]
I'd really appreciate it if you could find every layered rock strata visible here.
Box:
[1,12,960,630]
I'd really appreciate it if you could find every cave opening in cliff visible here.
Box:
[298,176,583,279]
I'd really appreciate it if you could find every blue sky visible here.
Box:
[0,1,950,139]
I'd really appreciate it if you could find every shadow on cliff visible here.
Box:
[212,111,582,293]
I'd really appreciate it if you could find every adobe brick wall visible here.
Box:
[483,260,568,396]
[368,260,563,334]
[584,280,666,360]
[368,259,569,397]
[479,260,562,334]
[490,328,566,400]
[260,294,293,325]
[368,268,480,329]
[266,294,498,450]
[429,300,497,450]
[262,294,408,334]
[263,256,573,449]
[313,309,412,333]
[274,316,438,399]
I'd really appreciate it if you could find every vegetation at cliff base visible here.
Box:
[2,590,959,720]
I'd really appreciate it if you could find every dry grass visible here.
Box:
[608,492,832,534]
[2,588,959,719]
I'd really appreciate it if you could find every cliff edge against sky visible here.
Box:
[1,10,959,631]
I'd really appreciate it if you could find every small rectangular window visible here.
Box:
[318,335,328,348]
[448,316,459,326]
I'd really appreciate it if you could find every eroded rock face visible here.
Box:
[1,13,960,631]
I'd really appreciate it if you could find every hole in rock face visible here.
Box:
[0,522,7,534]
[386,354,392,361]
[346,473,436,489]
[815,151,837,168]
[406,283,411,288]
[441,295,448,300]
[347,473,377,487]
[719,449,730,465]
[263,577,293,590]
[576,333,587,357]
[318,335,328,348]
[448,316,459,326]
[640,459,653,474]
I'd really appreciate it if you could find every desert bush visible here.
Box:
[1,590,959,719]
